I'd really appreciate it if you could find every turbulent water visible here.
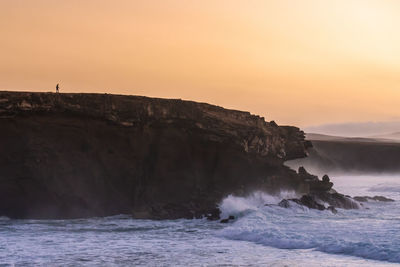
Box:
[1,175,400,266]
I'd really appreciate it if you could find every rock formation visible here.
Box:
[0,91,344,219]
[354,196,395,202]
[278,170,359,213]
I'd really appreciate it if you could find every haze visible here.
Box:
[306,121,400,137]
[1,0,400,127]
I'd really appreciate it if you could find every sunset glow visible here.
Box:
[1,0,400,126]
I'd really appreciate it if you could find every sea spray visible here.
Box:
[218,191,298,219]
[216,178,400,263]
[1,176,399,265]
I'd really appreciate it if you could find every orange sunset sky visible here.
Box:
[1,0,400,127]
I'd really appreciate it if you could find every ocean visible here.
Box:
[1,174,399,266]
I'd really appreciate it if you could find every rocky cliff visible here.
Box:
[287,136,400,175]
[0,91,320,219]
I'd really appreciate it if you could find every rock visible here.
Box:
[220,215,235,223]
[206,208,221,221]
[297,167,333,193]
[309,180,333,192]
[278,196,325,211]
[278,199,291,208]
[312,192,359,209]
[290,195,325,210]
[354,196,395,202]
[322,175,330,183]
[0,91,312,219]
[269,120,278,127]
[371,196,395,202]
[279,192,359,212]
[298,166,318,181]
[327,206,338,214]
[300,195,325,210]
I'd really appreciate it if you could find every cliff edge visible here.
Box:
[0,91,316,219]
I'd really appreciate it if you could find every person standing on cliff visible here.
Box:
[56,83,60,93]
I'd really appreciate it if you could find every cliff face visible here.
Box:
[0,91,312,219]
[289,139,400,175]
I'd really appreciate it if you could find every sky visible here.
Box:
[1,0,400,127]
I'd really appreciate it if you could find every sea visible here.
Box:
[1,174,399,266]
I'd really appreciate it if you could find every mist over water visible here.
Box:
[1,174,400,266]
[218,174,400,264]
[305,121,400,138]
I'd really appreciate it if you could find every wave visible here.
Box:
[218,191,298,219]
[217,193,400,263]
[369,183,400,193]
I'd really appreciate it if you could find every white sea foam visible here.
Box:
[218,204,400,263]
[217,175,400,263]
[218,191,298,219]
[1,175,399,265]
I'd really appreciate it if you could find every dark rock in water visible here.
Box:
[353,196,371,202]
[297,167,333,192]
[280,195,325,210]
[298,166,318,181]
[220,215,235,223]
[296,195,325,210]
[278,199,291,208]
[371,196,395,202]
[354,196,395,202]
[278,191,359,212]
[327,206,338,214]
[312,192,359,209]
[308,175,333,193]
[206,208,221,221]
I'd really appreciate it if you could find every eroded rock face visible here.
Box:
[297,167,333,193]
[0,92,309,161]
[0,91,313,219]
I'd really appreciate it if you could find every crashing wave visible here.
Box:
[217,192,400,263]
[218,191,298,219]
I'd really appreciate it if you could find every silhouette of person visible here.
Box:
[56,83,59,93]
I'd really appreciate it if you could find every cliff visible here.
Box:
[287,134,400,174]
[0,91,316,219]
